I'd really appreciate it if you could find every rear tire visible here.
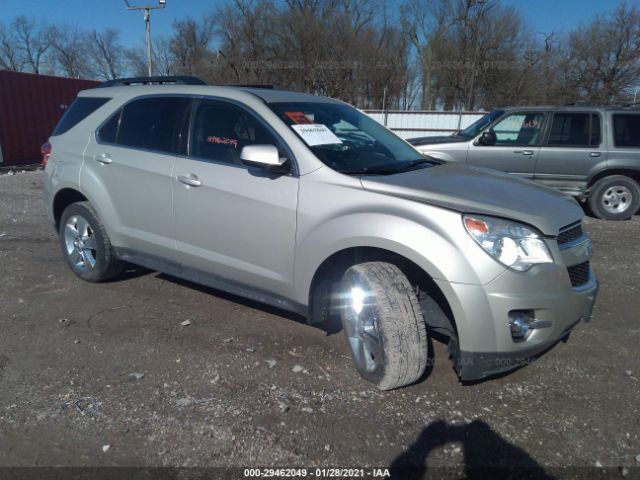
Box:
[59,202,123,282]
[588,175,640,220]
[340,262,428,390]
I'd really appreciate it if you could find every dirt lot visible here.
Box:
[0,170,639,479]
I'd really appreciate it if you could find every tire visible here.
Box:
[340,261,428,390]
[588,175,640,220]
[58,202,123,282]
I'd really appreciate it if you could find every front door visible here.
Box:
[467,111,547,179]
[172,99,298,297]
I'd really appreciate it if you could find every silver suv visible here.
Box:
[409,106,640,220]
[43,77,598,390]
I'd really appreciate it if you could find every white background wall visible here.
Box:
[364,110,485,139]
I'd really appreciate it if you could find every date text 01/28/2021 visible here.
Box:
[243,467,391,477]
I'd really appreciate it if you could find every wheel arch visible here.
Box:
[587,169,640,190]
[307,246,458,338]
[53,188,88,229]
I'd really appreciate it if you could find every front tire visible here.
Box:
[588,175,640,220]
[340,262,428,390]
[59,202,123,282]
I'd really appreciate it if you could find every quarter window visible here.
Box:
[546,113,600,147]
[112,97,189,154]
[490,113,545,146]
[613,114,640,148]
[52,97,110,136]
[97,110,120,144]
[190,100,280,164]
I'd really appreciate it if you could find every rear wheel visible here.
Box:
[588,175,640,220]
[340,262,428,390]
[59,202,123,282]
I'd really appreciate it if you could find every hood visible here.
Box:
[408,135,468,146]
[360,163,583,236]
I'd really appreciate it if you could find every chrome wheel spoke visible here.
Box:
[69,249,83,267]
[63,214,97,272]
[83,233,97,251]
[602,186,632,214]
[343,292,383,374]
[83,248,97,268]
[64,223,78,253]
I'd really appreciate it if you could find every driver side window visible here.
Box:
[491,113,545,146]
[190,100,281,164]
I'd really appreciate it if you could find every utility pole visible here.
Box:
[124,0,166,76]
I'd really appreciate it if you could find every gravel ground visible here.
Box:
[0,170,639,479]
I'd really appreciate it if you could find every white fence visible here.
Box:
[364,110,485,139]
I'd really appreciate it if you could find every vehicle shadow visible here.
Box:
[389,419,555,480]
[154,272,312,327]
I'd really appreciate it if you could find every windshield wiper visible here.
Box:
[392,158,441,172]
[338,167,399,175]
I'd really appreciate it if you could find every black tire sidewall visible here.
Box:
[589,176,640,220]
[58,203,114,282]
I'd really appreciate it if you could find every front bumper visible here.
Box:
[435,262,599,382]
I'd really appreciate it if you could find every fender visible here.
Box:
[292,207,506,307]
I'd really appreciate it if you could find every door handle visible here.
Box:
[94,153,112,164]
[590,152,601,157]
[178,175,202,187]
[513,150,534,156]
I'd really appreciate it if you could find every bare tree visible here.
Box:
[51,26,89,78]
[561,1,640,103]
[11,16,53,74]
[88,29,125,80]
[170,17,215,76]
[0,23,22,71]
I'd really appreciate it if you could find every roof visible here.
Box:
[79,83,341,105]
[500,105,640,112]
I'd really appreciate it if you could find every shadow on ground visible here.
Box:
[390,419,554,480]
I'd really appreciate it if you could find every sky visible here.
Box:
[0,0,637,48]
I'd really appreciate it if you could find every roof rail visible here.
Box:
[97,76,207,88]
[226,84,275,89]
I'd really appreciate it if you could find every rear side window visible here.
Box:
[52,97,110,136]
[114,97,189,154]
[613,114,640,148]
[546,113,600,147]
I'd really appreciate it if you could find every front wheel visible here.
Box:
[340,262,428,390]
[588,175,640,220]
[59,202,123,282]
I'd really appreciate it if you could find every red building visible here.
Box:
[0,70,99,166]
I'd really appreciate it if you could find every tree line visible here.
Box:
[1,0,639,111]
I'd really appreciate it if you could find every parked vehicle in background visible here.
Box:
[409,106,640,220]
[43,77,597,390]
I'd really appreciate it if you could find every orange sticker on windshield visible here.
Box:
[285,111,313,124]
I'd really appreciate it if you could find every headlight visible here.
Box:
[463,215,553,271]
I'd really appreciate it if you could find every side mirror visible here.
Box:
[478,130,497,146]
[240,144,288,171]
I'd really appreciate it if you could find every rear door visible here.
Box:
[535,112,604,196]
[172,98,298,297]
[82,95,189,259]
[467,111,546,179]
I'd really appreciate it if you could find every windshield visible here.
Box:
[458,109,504,138]
[269,101,439,174]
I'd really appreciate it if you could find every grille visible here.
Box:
[558,223,584,247]
[567,261,590,287]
